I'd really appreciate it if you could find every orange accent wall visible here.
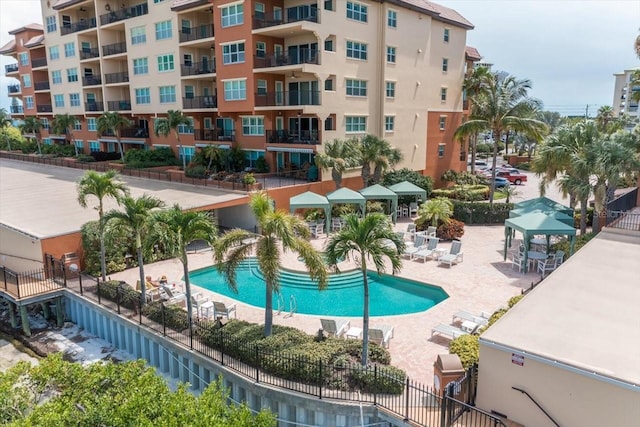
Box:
[425,111,466,188]
[40,232,83,265]
[266,175,364,213]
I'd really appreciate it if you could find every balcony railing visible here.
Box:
[107,100,131,111]
[253,8,318,29]
[101,127,149,138]
[102,41,127,56]
[5,63,19,73]
[254,51,319,68]
[99,2,148,25]
[61,17,97,35]
[82,75,102,86]
[80,47,100,60]
[180,61,216,76]
[85,101,104,112]
[182,96,217,109]
[255,90,321,107]
[179,24,214,42]
[10,105,23,114]
[193,128,235,142]
[37,104,53,113]
[34,81,50,91]
[104,71,129,84]
[31,57,47,68]
[266,129,320,145]
[8,84,20,94]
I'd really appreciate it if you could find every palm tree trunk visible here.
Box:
[361,259,369,367]
[136,233,146,304]
[99,202,107,281]
[182,253,193,324]
[470,133,478,173]
[361,163,371,187]
[116,136,125,162]
[332,169,342,189]
[264,282,273,337]
[176,131,186,170]
[580,198,588,235]
[372,165,383,184]
[488,131,500,205]
[35,136,42,155]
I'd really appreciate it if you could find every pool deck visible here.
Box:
[109,218,541,387]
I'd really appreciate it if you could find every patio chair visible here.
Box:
[403,234,426,258]
[452,310,490,326]
[368,324,394,348]
[405,223,416,240]
[426,226,437,237]
[431,323,468,340]
[409,202,418,217]
[510,247,526,273]
[331,217,343,232]
[213,301,237,319]
[537,255,561,278]
[162,285,187,305]
[412,237,440,262]
[311,222,324,238]
[438,240,463,267]
[191,294,210,316]
[320,318,350,337]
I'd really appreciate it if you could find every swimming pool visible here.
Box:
[189,259,448,317]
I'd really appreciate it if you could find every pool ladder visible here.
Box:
[276,294,297,318]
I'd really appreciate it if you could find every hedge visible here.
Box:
[90,151,121,162]
[452,201,514,224]
[143,302,189,332]
[96,280,140,310]
[431,185,489,201]
[124,147,176,168]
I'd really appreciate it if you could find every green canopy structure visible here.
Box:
[289,191,330,231]
[514,197,573,217]
[387,181,428,202]
[510,205,575,227]
[359,184,399,223]
[504,212,576,272]
[326,187,366,218]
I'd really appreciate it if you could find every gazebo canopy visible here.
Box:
[509,205,575,227]
[387,181,427,201]
[289,191,330,230]
[359,184,399,223]
[326,187,366,216]
[514,197,573,217]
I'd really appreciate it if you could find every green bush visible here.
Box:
[303,208,325,221]
[366,200,385,213]
[76,154,96,162]
[142,302,189,332]
[41,143,76,157]
[20,139,38,154]
[451,201,513,224]
[124,147,176,168]
[508,294,524,308]
[431,185,489,201]
[516,162,531,170]
[243,173,256,184]
[97,280,140,309]
[185,165,207,178]
[81,220,135,276]
[449,334,479,369]
[436,218,465,240]
[382,168,433,204]
[550,232,595,259]
[574,207,594,228]
[256,156,269,173]
[347,365,406,394]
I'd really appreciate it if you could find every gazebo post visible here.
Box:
[504,226,510,260]
[523,232,530,272]
[569,234,575,255]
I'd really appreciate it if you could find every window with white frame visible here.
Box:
[255,2,265,19]
[184,85,194,99]
[255,41,266,58]
[21,74,31,88]
[19,52,29,66]
[345,116,366,133]
[179,146,195,163]
[157,54,174,72]
[223,79,246,101]
[133,58,148,75]
[438,144,445,157]
[222,42,245,64]
[386,46,396,63]
[385,116,394,132]
[41,118,49,129]
[387,10,397,28]
[443,28,450,42]
[242,116,264,135]
[53,94,64,108]
[244,150,264,168]
[131,26,146,45]
[346,2,367,22]
[346,79,367,97]
[346,40,367,60]
[221,3,243,27]
[442,58,448,72]
[204,117,212,129]
[64,42,75,57]
[46,15,57,33]
[256,79,267,95]
[440,87,447,101]
[178,117,194,134]
[87,118,96,131]
[69,93,81,107]
[24,96,34,109]
[153,0,166,3]
[385,81,395,98]
[155,20,172,40]
[75,140,84,150]
[159,86,176,103]
[74,121,82,131]
[51,70,62,84]
[439,116,446,130]
[49,46,59,60]
[89,141,100,152]
[135,88,151,104]
[67,68,78,82]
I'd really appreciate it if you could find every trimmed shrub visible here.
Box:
[508,294,524,308]
[517,162,531,171]
[96,280,140,310]
[449,334,479,369]
[76,154,95,162]
[42,143,75,157]
[452,201,513,224]
[550,232,595,259]
[382,168,433,203]
[185,165,207,178]
[431,185,489,201]
[347,365,406,394]
[142,302,189,332]
[91,151,121,162]
[436,218,465,240]
[124,146,176,168]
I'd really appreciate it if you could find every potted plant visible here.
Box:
[243,173,261,190]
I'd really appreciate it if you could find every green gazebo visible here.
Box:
[326,187,366,217]
[289,191,331,231]
[387,181,428,202]
[509,205,575,227]
[359,184,399,223]
[514,197,573,218]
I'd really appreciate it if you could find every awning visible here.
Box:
[50,135,67,140]
[290,191,331,231]
[195,143,230,149]
[266,147,314,154]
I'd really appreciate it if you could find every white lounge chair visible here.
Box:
[431,323,468,340]
[368,324,394,348]
[452,310,491,326]
[412,237,440,262]
[191,294,209,316]
[439,240,464,267]
[426,226,437,237]
[320,318,350,337]
[162,285,187,305]
[403,234,426,258]
[213,301,236,319]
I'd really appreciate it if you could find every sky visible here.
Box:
[0,0,639,116]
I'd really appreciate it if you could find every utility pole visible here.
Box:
[585,104,589,119]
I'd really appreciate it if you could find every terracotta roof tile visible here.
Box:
[171,0,208,11]
[465,46,482,61]
[0,40,17,55]
[25,35,45,48]
[8,23,44,35]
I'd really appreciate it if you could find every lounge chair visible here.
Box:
[452,310,491,326]
[320,318,350,337]
[403,234,426,258]
[162,285,187,305]
[438,240,464,267]
[213,301,237,319]
[412,237,440,262]
[368,324,394,348]
[431,323,468,340]
[426,226,437,237]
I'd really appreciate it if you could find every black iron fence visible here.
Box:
[61,18,97,35]
[102,41,127,56]
[606,211,640,231]
[179,24,214,42]
[31,57,48,68]
[100,2,148,26]
[0,263,65,300]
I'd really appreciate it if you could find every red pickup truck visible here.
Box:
[496,170,527,185]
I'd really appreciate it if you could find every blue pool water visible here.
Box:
[189,259,448,317]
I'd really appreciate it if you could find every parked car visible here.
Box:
[496,170,527,185]
[468,160,488,168]
[489,176,511,189]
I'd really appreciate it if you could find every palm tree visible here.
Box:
[558,172,591,235]
[630,70,640,103]
[151,205,217,324]
[19,116,43,154]
[0,108,13,151]
[324,213,404,366]
[77,170,130,281]
[315,138,360,188]
[595,106,615,134]
[97,112,133,161]
[201,144,223,173]
[454,73,547,204]
[104,195,165,303]
[416,197,454,230]
[635,28,640,59]
[52,113,79,155]
[214,192,327,337]
[155,110,192,170]
[358,135,403,186]
[462,66,493,173]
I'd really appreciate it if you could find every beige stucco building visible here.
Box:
[612,66,639,123]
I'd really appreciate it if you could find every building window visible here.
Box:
[89,141,100,152]
[439,116,446,130]
[49,46,60,60]
[155,20,172,40]
[345,116,366,133]
[70,93,81,107]
[324,38,334,52]
[54,94,64,108]
[346,40,367,60]
[386,81,395,98]
[222,42,245,64]
[153,0,166,3]
[442,58,448,72]
[257,79,267,95]
[64,42,75,57]
[131,26,146,45]
[177,117,194,134]
[324,0,334,11]
[41,118,49,130]
[346,2,367,22]
[184,85,194,99]
[385,116,394,132]
[157,54,174,72]
[87,118,96,131]
[386,46,396,63]
[242,116,264,135]
[444,28,450,42]
[67,68,78,83]
[21,74,32,88]
[204,117,212,129]
[179,146,195,163]
[325,77,334,91]
[159,86,176,103]
[19,52,29,66]
[387,10,397,28]
[438,144,445,158]
[133,58,148,75]
[135,88,151,104]
[221,4,244,28]
[25,96,34,109]
[43,138,52,145]
[255,41,266,58]
[51,70,62,84]
[74,140,84,150]
[223,79,247,101]
[440,87,447,101]
[46,15,57,33]
[244,150,265,168]
[346,79,367,97]
[324,116,334,130]
[255,2,265,19]
[74,121,82,131]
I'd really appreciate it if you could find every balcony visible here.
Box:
[37,105,53,113]
[102,42,127,56]
[179,24,214,43]
[180,61,216,76]
[253,8,318,29]
[107,100,131,111]
[31,57,47,68]
[34,81,50,91]
[104,72,129,84]
[121,127,149,138]
[8,84,20,94]
[182,96,217,109]
[85,101,104,112]
[255,91,321,107]
[82,75,102,86]
[266,129,320,145]
[194,128,235,142]
[5,63,18,73]
[80,47,100,60]
[61,17,97,35]
[10,105,23,114]
[254,51,319,69]
[99,2,148,26]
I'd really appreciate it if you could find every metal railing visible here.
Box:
[179,24,214,42]
[254,51,319,69]
[102,41,127,56]
[193,128,234,142]
[85,101,104,112]
[31,57,48,68]
[5,63,19,73]
[0,264,65,300]
[180,61,216,76]
[34,81,50,91]
[107,100,132,111]
[100,2,148,25]
[104,71,129,84]
[80,47,100,60]
[37,104,53,113]
[182,96,217,109]
[82,75,102,86]
[8,84,20,94]
[606,211,640,231]
[266,129,320,145]
[61,17,97,35]
[10,105,23,114]
[255,90,321,107]
[253,9,318,29]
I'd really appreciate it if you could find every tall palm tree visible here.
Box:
[155,110,191,170]
[315,138,360,188]
[595,106,615,134]
[97,112,133,161]
[77,170,130,281]
[151,205,217,324]
[201,144,223,173]
[462,66,493,173]
[52,113,79,155]
[19,116,43,155]
[214,192,327,337]
[324,213,404,366]
[0,108,14,151]
[416,197,454,229]
[454,73,547,204]
[104,194,165,303]
[358,135,403,186]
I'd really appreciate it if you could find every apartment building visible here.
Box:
[612,66,640,123]
[2,0,475,184]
